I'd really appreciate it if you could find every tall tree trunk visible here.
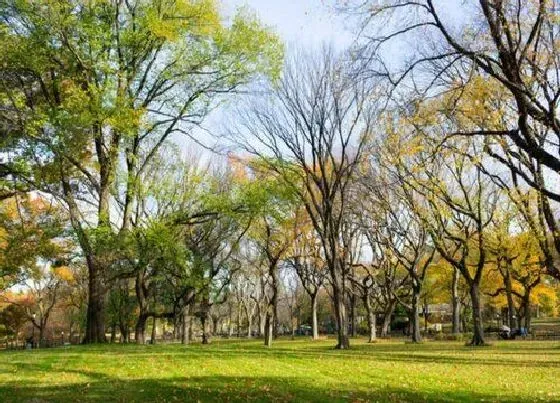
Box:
[38,326,44,348]
[134,270,148,345]
[212,317,219,336]
[236,303,242,338]
[151,316,157,344]
[181,310,191,345]
[332,280,350,349]
[264,311,273,347]
[364,293,376,343]
[201,314,209,344]
[84,260,106,343]
[271,267,279,339]
[504,265,516,330]
[173,317,180,341]
[255,302,261,337]
[350,293,357,337]
[311,292,319,340]
[259,311,266,337]
[110,325,116,343]
[451,267,461,334]
[461,304,468,333]
[411,288,422,343]
[469,282,485,345]
[245,305,253,339]
[381,299,396,337]
[523,294,531,331]
[227,308,233,338]
[423,298,429,332]
[119,323,128,343]
[135,313,148,345]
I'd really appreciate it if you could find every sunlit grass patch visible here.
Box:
[0,338,559,402]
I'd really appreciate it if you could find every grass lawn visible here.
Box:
[1,338,559,402]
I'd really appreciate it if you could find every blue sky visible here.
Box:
[181,0,468,156]
[222,0,354,48]
[181,1,354,157]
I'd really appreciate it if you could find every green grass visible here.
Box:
[1,338,559,402]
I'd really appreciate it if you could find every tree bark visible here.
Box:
[364,293,376,343]
[311,292,319,340]
[245,305,253,339]
[135,313,148,345]
[181,310,191,345]
[264,312,273,347]
[469,282,486,345]
[503,262,516,330]
[227,309,233,338]
[523,294,531,330]
[84,260,106,343]
[151,316,157,344]
[212,317,219,336]
[451,267,461,334]
[236,303,242,338]
[259,311,266,337]
[110,325,116,343]
[381,299,396,337]
[332,280,350,349]
[411,288,422,343]
[350,293,357,338]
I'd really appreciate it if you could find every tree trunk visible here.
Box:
[259,311,266,337]
[255,302,261,337]
[119,323,128,343]
[181,310,191,345]
[332,280,350,349]
[523,294,531,331]
[461,304,468,333]
[245,305,253,339]
[173,317,180,341]
[469,282,485,345]
[110,325,116,343]
[135,313,148,345]
[151,316,157,345]
[504,265,516,330]
[212,317,219,336]
[201,313,210,345]
[381,299,396,337]
[423,299,429,332]
[411,288,422,343]
[228,309,233,338]
[451,267,461,334]
[350,293,357,338]
[364,293,376,343]
[236,303,242,338]
[271,269,279,339]
[311,292,319,340]
[84,261,106,343]
[264,312,273,347]
[38,325,45,348]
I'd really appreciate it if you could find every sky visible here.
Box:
[221,0,354,48]
[180,1,355,158]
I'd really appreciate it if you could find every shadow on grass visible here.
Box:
[0,374,526,403]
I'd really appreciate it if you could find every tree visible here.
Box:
[0,195,65,290]
[232,48,380,349]
[0,0,283,343]
[288,209,326,340]
[345,0,560,279]
[3,265,72,347]
[0,302,27,348]
[246,173,296,347]
[383,126,499,345]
